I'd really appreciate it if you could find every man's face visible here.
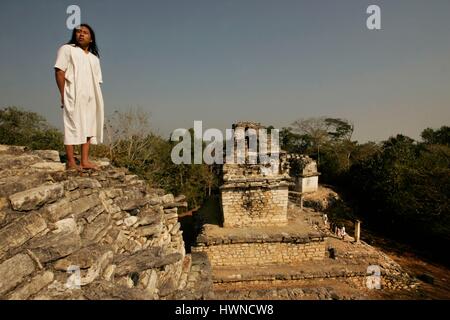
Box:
[75,26,92,48]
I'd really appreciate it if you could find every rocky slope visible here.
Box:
[0,145,213,300]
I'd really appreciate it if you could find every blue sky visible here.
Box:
[0,0,449,142]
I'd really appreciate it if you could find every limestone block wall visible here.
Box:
[0,145,211,300]
[193,241,326,267]
[295,176,319,194]
[221,185,289,227]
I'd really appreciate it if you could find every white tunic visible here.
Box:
[54,44,104,145]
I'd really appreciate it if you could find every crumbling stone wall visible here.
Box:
[193,228,326,268]
[220,121,293,228]
[193,240,326,267]
[221,185,289,227]
[0,145,211,300]
[288,154,320,194]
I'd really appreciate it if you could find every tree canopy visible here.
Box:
[0,106,63,151]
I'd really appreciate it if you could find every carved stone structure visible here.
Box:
[193,122,326,269]
[220,121,292,227]
[192,123,415,298]
[0,145,212,300]
[288,154,320,194]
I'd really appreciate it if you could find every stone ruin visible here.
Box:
[288,154,320,194]
[192,122,417,299]
[0,139,418,300]
[193,122,328,271]
[220,121,292,227]
[0,145,212,300]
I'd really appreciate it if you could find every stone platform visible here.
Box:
[191,204,417,298]
[220,177,291,227]
[192,206,327,268]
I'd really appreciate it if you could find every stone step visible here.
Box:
[213,285,349,300]
[212,260,370,284]
[0,172,54,197]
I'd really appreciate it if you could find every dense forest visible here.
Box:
[1,106,449,264]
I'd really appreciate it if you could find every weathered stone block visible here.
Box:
[170,223,181,235]
[0,154,40,168]
[137,223,163,237]
[64,177,102,191]
[136,208,162,227]
[115,197,148,211]
[80,251,114,286]
[0,173,52,198]
[123,216,138,227]
[9,183,64,211]
[0,253,36,296]
[7,271,54,300]
[0,212,47,257]
[30,162,65,171]
[71,194,102,216]
[53,244,113,271]
[84,205,106,223]
[32,150,61,162]
[81,212,111,244]
[27,227,82,263]
[40,198,72,222]
[161,194,174,204]
[114,248,182,276]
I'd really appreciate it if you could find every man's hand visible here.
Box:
[55,68,66,109]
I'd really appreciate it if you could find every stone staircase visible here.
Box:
[0,145,213,300]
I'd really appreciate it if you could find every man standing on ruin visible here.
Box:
[54,23,104,170]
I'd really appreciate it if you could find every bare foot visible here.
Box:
[80,161,100,171]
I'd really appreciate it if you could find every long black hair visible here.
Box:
[67,23,100,58]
